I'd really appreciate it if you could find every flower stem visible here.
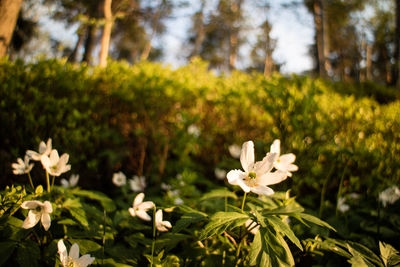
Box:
[151,206,157,267]
[51,176,55,191]
[27,172,34,190]
[241,192,247,212]
[45,171,50,192]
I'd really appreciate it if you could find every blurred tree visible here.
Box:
[249,20,279,76]
[187,0,206,58]
[0,0,23,57]
[99,0,113,67]
[197,0,246,71]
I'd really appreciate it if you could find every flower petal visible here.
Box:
[279,153,296,164]
[40,155,51,169]
[136,210,151,221]
[162,220,172,229]
[61,178,69,188]
[270,139,280,155]
[236,178,251,193]
[226,169,246,185]
[21,200,42,209]
[138,201,155,211]
[22,210,41,229]
[240,141,255,172]
[254,152,277,176]
[258,171,288,186]
[58,240,68,263]
[43,201,53,213]
[250,185,274,196]
[134,193,145,207]
[155,209,163,223]
[41,212,51,231]
[76,254,95,267]
[128,208,135,217]
[49,149,60,165]
[69,243,80,260]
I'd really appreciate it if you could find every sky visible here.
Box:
[38,0,315,74]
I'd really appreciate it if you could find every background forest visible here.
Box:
[0,0,400,266]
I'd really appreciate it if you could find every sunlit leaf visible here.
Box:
[199,211,249,240]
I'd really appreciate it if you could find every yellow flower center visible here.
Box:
[245,172,258,187]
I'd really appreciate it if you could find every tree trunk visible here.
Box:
[264,30,273,76]
[82,24,98,64]
[313,0,326,78]
[141,2,162,61]
[322,0,331,76]
[0,0,23,57]
[192,0,206,57]
[395,0,400,89]
[99,0,113,67]
[68,26,86,63]
[229,0,243,70]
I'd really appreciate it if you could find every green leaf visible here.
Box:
[63,198,89,227]
[347,244,375,267]
[172,212,207,233]
[16,240,40,267]
[156,233,190,252]
[200,188,237,201]
[265,216,303,251]
[380,241,400,267]
[0,241,17,266]
[72,189,116,212]
[69,239,102,254]
[99,258,134,267]
[347,241,383,267]
[295,213,336,232]
[262,205,304,216]
[199,211,249,240]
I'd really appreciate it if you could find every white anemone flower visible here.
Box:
[129,175,146,192]
[58,240,95,267]
[112,171,126,187]
[270,139,298,177]
[61,174,79,188]
[214,168,227,180]
[337,197,350,213]
[21,200,53,231]
[245,219,260,235]
[12,155,34,175]
[227,141,288,196]
[41,149,71,176]
[228,144,242,159]
[379,186,400,207]
[155,209,172,232]
[26,138,52,161]
[187,124,201,137]
[128,193,155,221]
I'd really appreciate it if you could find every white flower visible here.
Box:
[214,168,227,180]
[26,138,52,161]
[128,193,155,221]
[228,144,241,159]
[155,209,172,232]
[12,155,34,175]
[245,219,259,235]
[337,197,350,213]
[270,139,298,177]
[61,174,79,188]
[379,186,400,207]
[129,175,146,192]
[41,149,71,176]
[112,171,126,186]
[174,198,184,205]
[227,141,288,196]
[161,183,172,191]
[21,200,53,231]
[187,124,200,137]
[58,240,95,267]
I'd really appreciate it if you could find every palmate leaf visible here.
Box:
[63,198,89,227]
[249,227,294,267]
[380,241,400,267]
[199,211,249,240]
[262,205,304,216]
[265,216,303,251]
[294,213,336,232]
[71,189,116,212]
[347,244,375,267]
[173,211,207,233]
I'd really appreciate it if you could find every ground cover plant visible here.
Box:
[1,58,400,266]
